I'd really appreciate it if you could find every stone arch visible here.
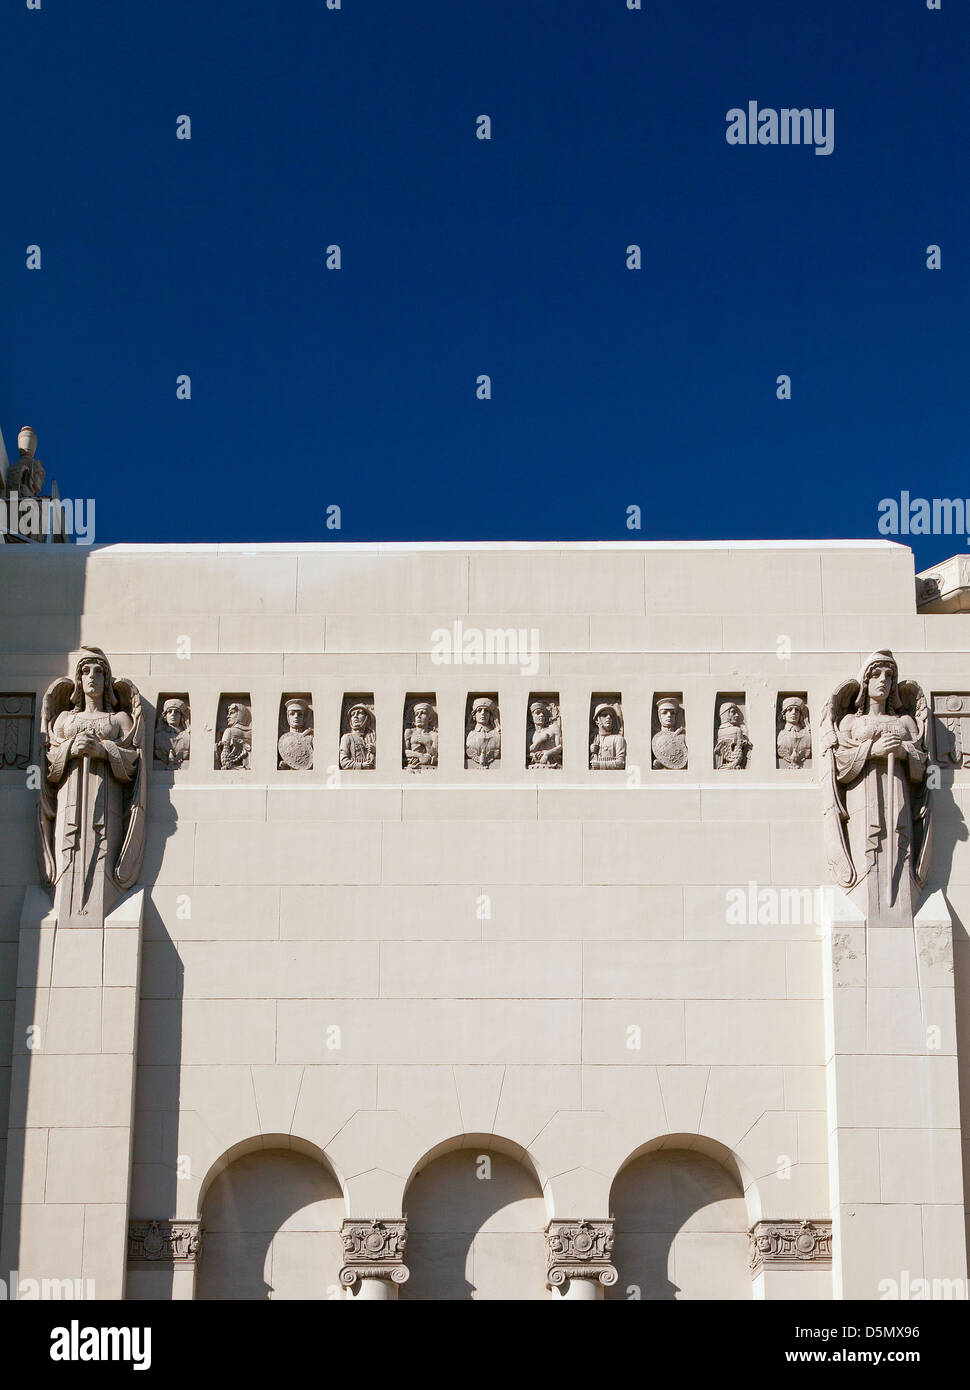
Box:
[401,1134,549,1300]
[607,1134,756,1302]
[195,1134,345,1300]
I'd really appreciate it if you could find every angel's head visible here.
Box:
[71,648,117,710]
[855,651,902,714]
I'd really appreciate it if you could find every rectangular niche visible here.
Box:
[278,693,314,770]
[153,693,191,770]
[527,693,562,770]
[775,693,812,770]
[215,693,252,771]
[651,692,687,771]
[339,693,376,770]
[0,693,35,771]
[713,692,751,770]
[465,693,501,770]
[589,693,625,770]
[931,693,970,769]
[403,693,438,772]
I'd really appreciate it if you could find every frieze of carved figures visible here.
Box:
[748,1220,832,1273]
[590,700,626,770]
[128,1220,203,1268]
[545,1219,618,1288]
[403,697,438,771]
[153,696,190,770]
[37,648,147,926]
[339,698,376,770]
[714,698,751,770]
[0,693,34,770]
[278,696,313,770]
[465,696,501,769]
[776,696,812,770]
[527,697,562,768]
[931,693,970,770]
[216,697,252,770]
[338,1219,409,1287]
[822,650,931,922]
[652,696,688,770]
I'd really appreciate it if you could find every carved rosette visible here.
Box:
[748,1219,832,1274]
[128,1219,203,1269]
[338,1218,409,1287]
[545,1219,617,1288]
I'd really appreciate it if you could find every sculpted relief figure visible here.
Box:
[528,699,562,768]
[340,701,376,770]
[278,697,314,770]
[822,650,931,918]
[714,700,751,770]
[465,697,501,770]
[217,699,252,770]
[153,697,191,770]
[37,647,146,924]
[652,697,688,770]
[403,700,438,771]
[590,702,626,770]
[776,696,812,770]
[2,426,45,500]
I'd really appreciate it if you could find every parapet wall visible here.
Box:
[0,540,968,1299]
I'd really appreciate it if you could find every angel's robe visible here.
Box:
[834,711,926,922]
[46,707,138,923]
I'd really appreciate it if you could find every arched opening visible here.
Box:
[608,1136,752,1301]
[196,1136,344,1300]
[402,1136,547,1300]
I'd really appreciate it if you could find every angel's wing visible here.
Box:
[113,678,147,891]
[35,677,73,892]
[899,678,933,888]
[821,678,859,890]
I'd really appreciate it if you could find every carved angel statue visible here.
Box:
[37,647,146,923]
[822,650,932,917]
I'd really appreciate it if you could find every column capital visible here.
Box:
[128,1219,203,1270]
[748,1219,832,1275]
[338,1218,409,1287]
[545,1218,617,1289]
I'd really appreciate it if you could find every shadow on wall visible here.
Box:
[127,763,184,1302]
[0,547,87,1281]
[195,1147,344,1300]
[402,1145,547,1301]
[607,1146,751,1301]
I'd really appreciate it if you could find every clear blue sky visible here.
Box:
[2,0,967,567]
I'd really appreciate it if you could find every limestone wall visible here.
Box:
[1,540,968,1299]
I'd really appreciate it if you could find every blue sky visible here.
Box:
[2,0,967,567]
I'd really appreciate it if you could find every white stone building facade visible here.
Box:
[0,538,967,1300]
